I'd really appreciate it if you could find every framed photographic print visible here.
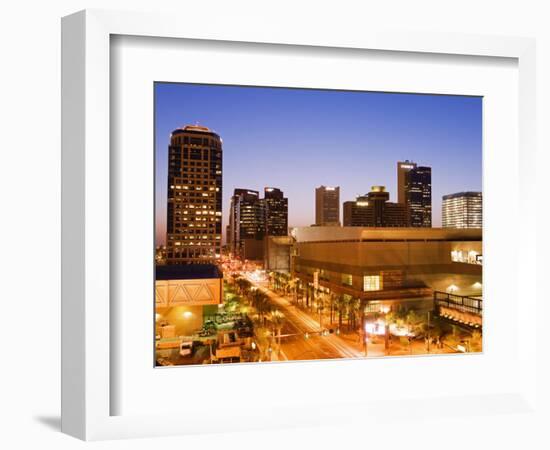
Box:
[62,9,539,441]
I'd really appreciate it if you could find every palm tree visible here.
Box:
[268,271,277,290]
[328,293,335,325]
[385,311,397,328]
[268,309,285,354]
[288,278,297,304]
[235,277,252,298]
[251,289,272,323]
[335,294,345,330]
[406,310,423,336]
[278,272,289,294]
[314,288,327,329]
[348,297,360,332]
[305,283,311,309]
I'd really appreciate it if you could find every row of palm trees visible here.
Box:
[268,272,365,333]
[231,274,281,322]
[232,272,481,355]
[267,271,438,339]
[229,274,287,359]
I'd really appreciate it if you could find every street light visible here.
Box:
[426,310,431,353]
[364,322,370,357]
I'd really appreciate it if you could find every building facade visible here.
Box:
[397,161,432,227]
[155,264,223,342]
[165,125,223,264]
[406,166,432,227]
[228,188,265,260]
[343,186,407,227]
[291,226,482,313]
[263,187,288,236]
[397,160,417,205]
[343,195,371,227]
[442,192,483,229]
[315,185,340,226]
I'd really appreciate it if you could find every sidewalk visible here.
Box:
[271,289,459,358]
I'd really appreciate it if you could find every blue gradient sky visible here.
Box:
[155,83,482,246]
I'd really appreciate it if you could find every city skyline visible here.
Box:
[155,83,482,245]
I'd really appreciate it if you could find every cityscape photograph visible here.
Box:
[154,83,483,367]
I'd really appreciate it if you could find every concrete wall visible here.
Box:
[296,240,482,269]
[265,236,292,272]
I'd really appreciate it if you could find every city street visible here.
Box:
[244,273,368,360]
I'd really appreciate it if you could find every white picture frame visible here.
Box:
[61,9,539,441]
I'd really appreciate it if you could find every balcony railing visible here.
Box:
[434,291,482,316]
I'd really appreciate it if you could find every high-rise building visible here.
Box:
[397,160,417,205]
[343,195,371,227]
[315,186,340,226]
[442,192,482,229]
[406,166,432,227]
[165,125,222,264]
[228,189,265,259]
[397,160,432,227]
[343,186,407,227]
[263,187,288,236]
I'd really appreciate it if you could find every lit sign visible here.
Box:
[325,187,336,191]
[365,320,386,335]
[400,164,415,169]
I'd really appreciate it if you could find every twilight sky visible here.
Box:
[155,83,482,246]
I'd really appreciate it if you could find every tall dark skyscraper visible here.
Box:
[397,161,417,205]
[263,187,288,236]
[315,186,340,226]
[343,186,407,227]
[165,125,223,264]
[405,166,432,227]
[228,189,265,257]
[397,160,432,227]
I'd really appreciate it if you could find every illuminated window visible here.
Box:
[342,274,353,286]
[363,275,381,291]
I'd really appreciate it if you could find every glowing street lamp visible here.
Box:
[447,284,459,293]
